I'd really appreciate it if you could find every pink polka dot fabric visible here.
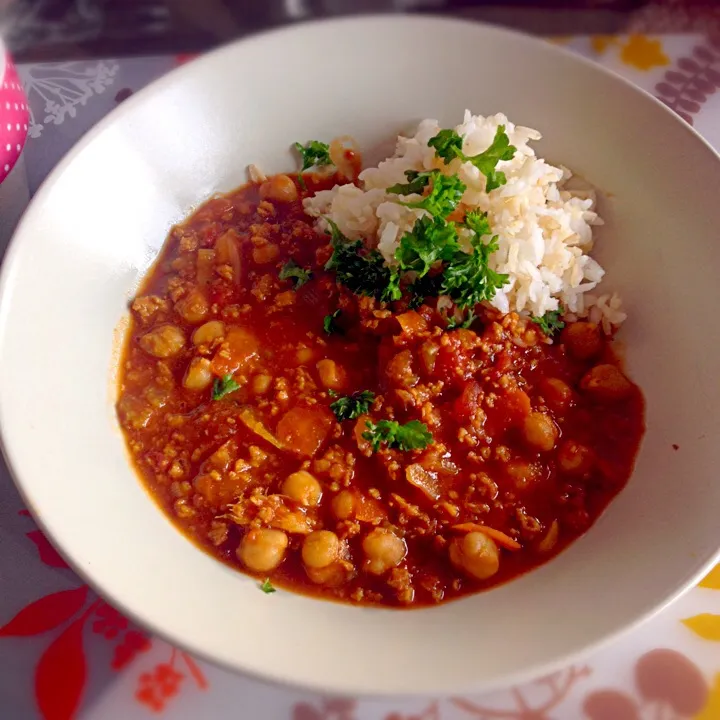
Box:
[0,54,29,185]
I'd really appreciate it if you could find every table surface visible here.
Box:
[1,27,720,720]
[4,1,720,62]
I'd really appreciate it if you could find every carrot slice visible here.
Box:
[354,494,387,524]
[451,523,521,551]
[395,311,428,338]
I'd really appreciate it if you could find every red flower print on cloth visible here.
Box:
[635,648,708,716]
[453,667,591,719]
[35,617,88,720]
[135,648,208,713]
[580,648,711,720]
[384,702,440,720]
[136,662,184,712]
[0,512,168,719]
[91,601,129,639]
[27,530,71,569]
[292,698,358,720]
[112,630,152,670]
[0,588,92,720]
[583,689,640,720]
[655,33,720,125]
[0,587,88,639]
[0,53,29,183]
[0,587,158,719]
[18,510,70,569]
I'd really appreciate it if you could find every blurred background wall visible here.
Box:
[1,0,718,61]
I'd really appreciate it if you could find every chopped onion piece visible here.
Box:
[238,407,283,449]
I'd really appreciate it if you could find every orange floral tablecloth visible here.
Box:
[1,31,720,720]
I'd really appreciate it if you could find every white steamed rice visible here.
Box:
[302,111,625,333]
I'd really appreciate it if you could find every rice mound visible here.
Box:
[303,111,625,332]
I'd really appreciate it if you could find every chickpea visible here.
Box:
[505,461,538,491]
[183,357,213,390]
[449,532,500,581]
[252,243,280,265]
[362,528,406,575]
[557,440,594,477]
[302,530,341,569]
[332,490,355,520]
[305,562,351,587]
[259,174,298,203]
[192,320,225,347]
[541,377,573,412]
[562,321,602,360]
[580,364,633,402]
[296,347,314,365]
[252,373,272,395]
[316,359,345,390]
[175,289,209,325]
[282,470,322,507]
[237,528,288,572]
[522,411,559,452]
[139,324,185,358]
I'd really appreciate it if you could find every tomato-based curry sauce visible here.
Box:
[117,172,644,607]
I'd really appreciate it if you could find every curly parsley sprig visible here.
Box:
[324,219,401,302]
[447,309,476,330]
[362,419,433,453]
[319,126,511,311]
[531,310,565,336]
[323,309,343,335]
[212,374,239,401]
[387,170,435,196]
[398,171,466,219]
[395,215,460,279]
[259,578,276,594]
[279,259,312,288]
[429,125,516,192]
[294,140,331,171]
[438,211,509,309]
[294,140,332,190]
[330,390,376,422]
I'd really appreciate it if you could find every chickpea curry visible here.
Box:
[117,168,645,607]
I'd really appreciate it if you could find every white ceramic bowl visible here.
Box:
[1,16,720,697]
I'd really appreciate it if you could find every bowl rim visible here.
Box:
[1,14,720,697]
